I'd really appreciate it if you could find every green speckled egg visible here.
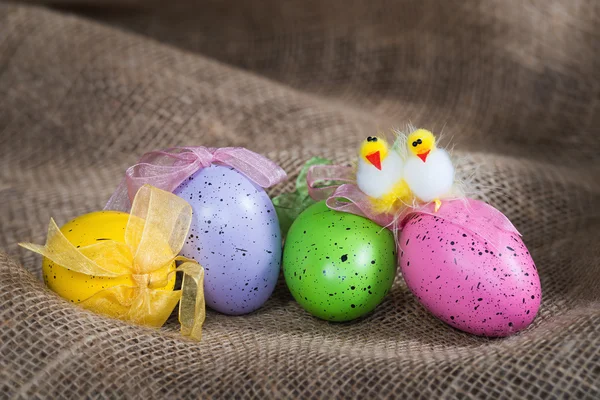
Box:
[283,201,397,321]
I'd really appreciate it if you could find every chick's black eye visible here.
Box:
[417,139,422,144]
[367,136,373,142]
[372,137,378,142]
[412,141,418,147]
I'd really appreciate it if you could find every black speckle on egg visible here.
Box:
[173,164,282,315]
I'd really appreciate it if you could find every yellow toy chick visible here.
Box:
[356,135,411,214]
[403,129,455,212]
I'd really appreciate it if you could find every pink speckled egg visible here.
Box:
[399,199,541,337]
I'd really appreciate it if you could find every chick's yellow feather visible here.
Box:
[369,179,411,214]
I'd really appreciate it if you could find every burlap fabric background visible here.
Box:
[1,0,599,398]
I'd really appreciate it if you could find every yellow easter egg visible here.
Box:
[42,211,176,308]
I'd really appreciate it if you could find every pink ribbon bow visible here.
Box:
[306,164,396,228]
[106,147,287,211]
[306,164,521,250]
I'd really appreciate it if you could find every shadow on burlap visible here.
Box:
[1,0,599,398]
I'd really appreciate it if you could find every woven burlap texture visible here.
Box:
[1,0,599,398]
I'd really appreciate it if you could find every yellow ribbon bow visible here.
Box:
[20,185,206,340]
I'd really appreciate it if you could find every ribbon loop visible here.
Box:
[212,147,287,188]
[126,185,193,274]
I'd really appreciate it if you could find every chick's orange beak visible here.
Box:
[366,151,382,170]
[417,150,430,162]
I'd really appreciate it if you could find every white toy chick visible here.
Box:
[356,135,410,214]
[403,129,454,212]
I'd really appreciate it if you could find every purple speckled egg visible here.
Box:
[174,164,282,315]
[399,199,541,337]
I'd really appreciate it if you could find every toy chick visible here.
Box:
[403,129,454,212]
[356,135,411,214]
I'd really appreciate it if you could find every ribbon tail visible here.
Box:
[176,260,206,341]
[18,218,124,277]
[18,242,47,256]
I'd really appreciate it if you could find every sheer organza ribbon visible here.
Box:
[20,185,206,340]
[106,147,287,211]
[306,164,520,248]
[306,164,396,227]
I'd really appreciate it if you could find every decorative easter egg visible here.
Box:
[283,201,397,321]
[399,199,541,337]
[42,211,176,308]
[174,164,281,315]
